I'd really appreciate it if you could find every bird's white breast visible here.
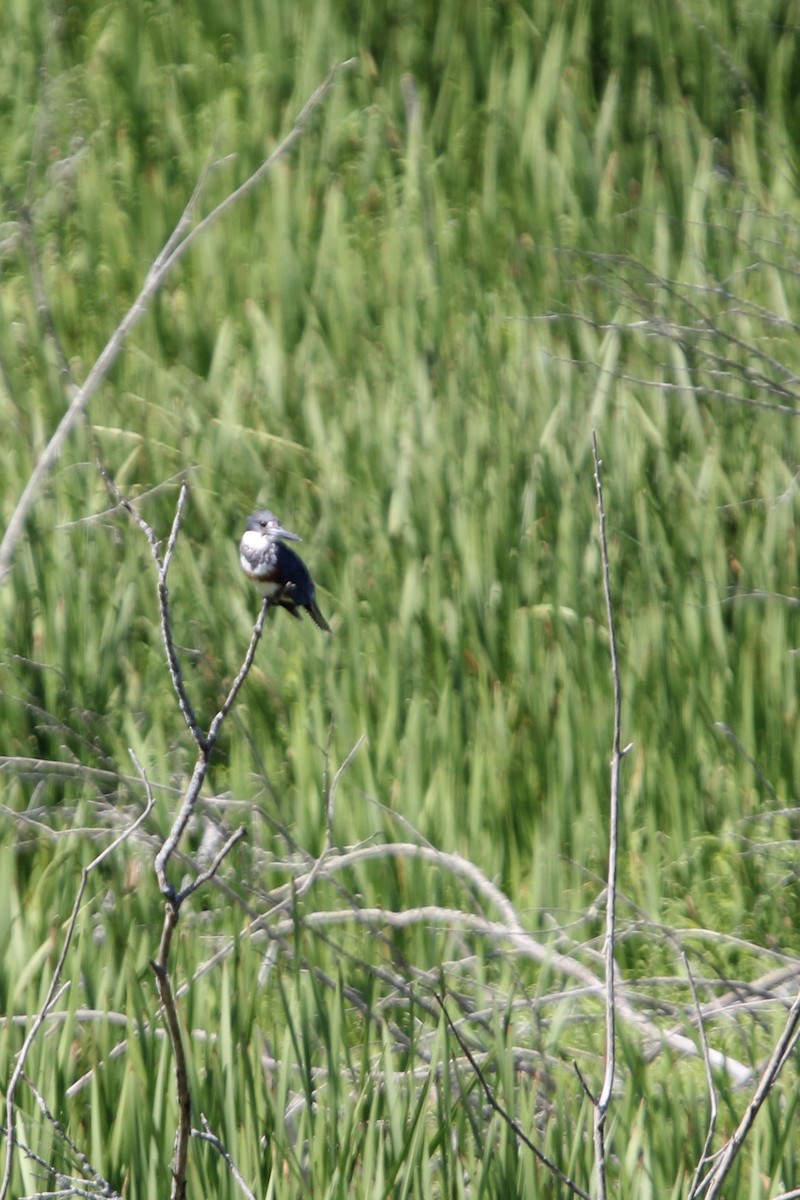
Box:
[240,530,265,556]
[240,532,280,597]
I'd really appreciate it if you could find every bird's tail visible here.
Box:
[308,601,331,633]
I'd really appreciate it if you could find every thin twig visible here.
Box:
[57,468,197,529]
[155,484,206,747]
[686,953,719,1200]
[572,1059,598,1106]
[22,1076,121,1199]
[279,735,367,909]
[98,471,207,747]
[327,734,366,838]
[436,992,592,1200]
[694,986,800,1199]
[152,905,191,1200]
[176,825,247,904]
[193,1117,257,1200]
[591,431,630,1200]
[154,598,270,896]
[204,599,271,746]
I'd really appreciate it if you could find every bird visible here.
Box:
[239,508,331,632]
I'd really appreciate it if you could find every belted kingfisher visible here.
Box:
[239,508,331,632]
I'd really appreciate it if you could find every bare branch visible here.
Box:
[205,599,271,748]
[686,954,719,1200]
[694,986,800,1199]
[21,1076,122,1199]
[151,905,191,1200]
[98,470,206,748]
[193,1117,257,1200]
[326,734,366,839]
[141,550,269,1198]
[247,839,752,1083]
[437,992,592,1200]
[176,824,247,904]
[591,432,629,1200]
[154,484,206,747]
[154,598,270,897]
[572,1059,598,1106]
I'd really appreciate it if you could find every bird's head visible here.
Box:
[246,508,302,543]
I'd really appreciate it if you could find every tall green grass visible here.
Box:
[1,0,799,1195]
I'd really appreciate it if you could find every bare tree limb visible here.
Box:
[694,986,800,1199]
[193,1117,257,1200]
[686,953,719,1200]
[591,431,631,1200]
[123,487,272,1198]
[20,1076,122,1199]
[176,825,247,904]
[103,474,208,747]
[153,596,270,897]
[436,991,592,1200]
[152,904,191,1200]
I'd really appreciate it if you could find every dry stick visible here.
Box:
[154,596,270,897]
[685,954,719,1200]
[193,1117,257,1200]
[158,485,205,745]
[112,489,272,1200]
[330,735,367,818]
[247,841,751,1082]
[436,994,592,1200]
[22,1076,122,1200]
[59,468,198,530]
[100,472,206,746]
[693,986,800,1200]
[152,904,191,1200]
[591,431,631,1200]
[0,757,155,1200]
[67,739,368,1103]
[325,732,366,837]
[288,734,367,906]
[154,794,258,1190]
[178,825,248,904]
[0,56,356,587]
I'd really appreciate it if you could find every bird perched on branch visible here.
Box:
[239,508,331,632]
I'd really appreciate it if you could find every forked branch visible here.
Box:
[691,987,800,1199]
[110,483,272,1200]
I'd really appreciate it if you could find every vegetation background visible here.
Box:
[1,0,799,1196]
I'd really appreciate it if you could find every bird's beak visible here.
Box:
[277,525,302,542]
